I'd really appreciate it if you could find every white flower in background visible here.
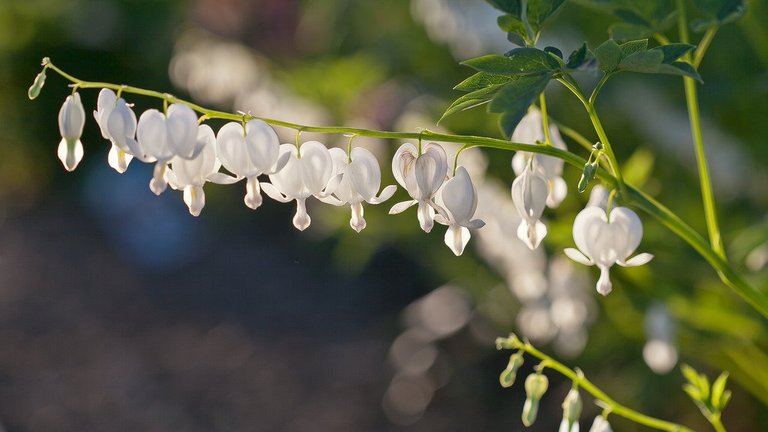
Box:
[564,206,654,295]
[434,166,485,256]
[389,142,447,233]
[321,147,397,232]
[167,124,239,216]
[262,141,336,231]
[589,416,613,432]
[512,109,568,208]
[511,161,549,250]
[92,88,137,173]
[215,119,288,210]
[57,92,85,172]
[643,303,678,374]
[136,104,201,195]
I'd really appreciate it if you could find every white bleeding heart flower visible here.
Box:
[564,205,654,295]
[511,162,549,250]
[262,141,336,231]
[167,124,239,216]
[57,92,85,172]
[389,142,447,233]
[511,110,568,208]
[434,166,485,256]
[321,147,396,233]
[137,104,201,195]
[215,119,288,210]
[589,416,613,432]
[93,88,138,173]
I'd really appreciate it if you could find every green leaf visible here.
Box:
[656,61,703,82]
[609,23,655,41]
[462,49,559,75]
[710,371,729,411]
[595,39,622,72]
[719,390,732,411]
[544,46,563,59]
[454,73,512,92]
[656,43,695,63]
[619,39,648,57]
[498,14,531,46]
[484,0,566,35]
[566,43,589,69]
[440,83,507,122]
[683,383,703,402]
[489,74,551,137]
[577,0,677,38]
[618,49,664,72]
[681,364,701,386]
[692,0,747,28]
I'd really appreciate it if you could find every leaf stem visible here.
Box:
[496,334,695,432]
[677,0,726,259]
[40,59,768,318]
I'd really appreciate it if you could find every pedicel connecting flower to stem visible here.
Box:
[564,204,654,295]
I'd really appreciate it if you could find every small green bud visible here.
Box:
[499,352,524,388]
[28,69,47,100]
[522,397,540,427]
[593,141,604,151]
[578,163,596,192]
[562,388,583,424]
[524,373,549,400]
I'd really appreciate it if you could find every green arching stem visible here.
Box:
[539,93,552,145]
[497,334,695,432]
[40,59,768,318]
[555,76,626,196]
[694,27,718,68]
[677,0,726,259]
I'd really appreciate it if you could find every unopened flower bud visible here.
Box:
[578,162,596,193]
[28,69,46,100]
[561,388,582,431]
[525,373,549,400]
[499,352,524,388]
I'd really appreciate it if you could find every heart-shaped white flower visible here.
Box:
[564,206,654,295]
[216,120,289,210]
[434,166,485,256]
[511,162,549,250]
[262,141,336,231]
[93,88,138,173]
[57,92,85,172]
[321,147,396,232]
[389,142,447,233]
[167,124,239,216]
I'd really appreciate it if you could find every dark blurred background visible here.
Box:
[1,0,767,430]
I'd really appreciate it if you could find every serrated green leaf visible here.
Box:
[462,50,559,75]
[566,43,589,68]
[619,39,648,57]
[619,48,664,72]
[710,371,729,410]
[692,0,746,27]
[454,73,512,92]
[484,0,566,35]
[595,39,622,72]
[655,43,695,63]
[657,61,703,82]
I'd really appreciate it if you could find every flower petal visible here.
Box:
[57,138,84,172]
[207,172,242,185]
[244,176,263,210]
[564,248,593,266]
[107,143,132,173]
[293,198,311,231]
[349,202,366,232]
[183,185,205,216]
[417,201,436,233]
[619,252,654,267]
[596,264,613,295]
[444,225,470,256]
[260,182,292,203]
[389,200,416,214]
[165,103,199,159]
[516,219,547,250]
[369,184,397,204]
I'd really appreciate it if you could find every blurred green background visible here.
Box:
[1,0,767,430]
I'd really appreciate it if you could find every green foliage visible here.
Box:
[682,364,732,419]
[487,0,566,46]
[690,0,747,31]
[444,47,562,136]
[575,0,677,40]
[595,38,701,81]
